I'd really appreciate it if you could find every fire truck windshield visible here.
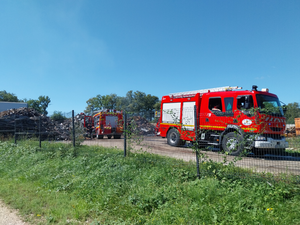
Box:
[256,94,284,116]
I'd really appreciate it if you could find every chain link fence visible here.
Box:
[0,109,83,147]
[73,109,300,181]
[1,108,300,181]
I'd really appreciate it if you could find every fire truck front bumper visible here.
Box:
[254,137,289,149]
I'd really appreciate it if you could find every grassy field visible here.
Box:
[0,140,300,224]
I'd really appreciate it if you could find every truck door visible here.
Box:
[235,95,255,131]
[207,96,236,131]
[204,97,226,132]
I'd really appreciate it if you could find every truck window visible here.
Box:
[209,98,222,111]
[237,95,253,110]
[236,95,254,117]
[224,97,234,117]
[256,94,284,116]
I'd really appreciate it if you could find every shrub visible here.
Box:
[50,111,67,123]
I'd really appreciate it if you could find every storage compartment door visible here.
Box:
[162,102,181,124]
[182,102,195,131]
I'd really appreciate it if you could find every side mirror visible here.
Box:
[280,102,287,115]
[282,105,287,115]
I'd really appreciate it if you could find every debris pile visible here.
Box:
[0,107,72,140]
[285,126,296,137]
[74,113,86,128]
[128,116,156,135]
[0,108,157,140]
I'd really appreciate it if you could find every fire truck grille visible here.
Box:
[270,127,283,132]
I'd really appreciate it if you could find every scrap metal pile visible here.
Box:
[128,116,156,135]
[0,108,156,140]
[285,125,296,137]
[0,107,72,140]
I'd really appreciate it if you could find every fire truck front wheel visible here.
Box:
[222,132,244,156]
[167,128,183,147]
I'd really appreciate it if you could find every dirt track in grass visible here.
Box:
[82,136,300,175]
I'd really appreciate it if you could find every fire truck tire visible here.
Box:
[96,134,103,139]
[167,128,183,147]
[222,132,244,156]
[107,135,112,139]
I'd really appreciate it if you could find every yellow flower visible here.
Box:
[267,208,274,211]
[37,214,41,217]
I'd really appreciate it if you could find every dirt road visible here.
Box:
[82,136,300,175]
[0,200,28,225]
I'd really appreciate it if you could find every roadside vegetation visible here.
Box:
[0,140,300,224]
[286,136,300,154]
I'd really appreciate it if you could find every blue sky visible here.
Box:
[1,0,299,115]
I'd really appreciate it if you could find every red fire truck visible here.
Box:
[157,85,288,155]
[83,109,123,139]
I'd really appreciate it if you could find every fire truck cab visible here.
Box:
[158,85,288,155]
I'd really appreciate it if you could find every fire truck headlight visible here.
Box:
[255,135,267,141]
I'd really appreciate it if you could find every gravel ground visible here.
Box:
[82,136,300,175]
[0,200,28,225]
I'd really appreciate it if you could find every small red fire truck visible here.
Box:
[83,109,123,139]
[157,85,288,155]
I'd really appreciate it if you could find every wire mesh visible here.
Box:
[1,108,300,182]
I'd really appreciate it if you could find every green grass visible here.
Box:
[0,140,300,224]
[286,136,300,153]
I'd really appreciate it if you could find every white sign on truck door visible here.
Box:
[182,102,195,131]
[162,102,181,124]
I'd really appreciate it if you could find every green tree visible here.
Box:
[26,99,40,111]
[120,90,159,113]
[84,95,103,115]
[102,94,119,109]
[285,102,300,124]
[144,94,159,111]
[26,95,51,115]
[84,91,160,115]
[0,90,20,102]
[153,101,161,111]
[38,96,51,115]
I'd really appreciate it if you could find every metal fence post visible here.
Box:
[194,105,200,179]
[39,116,41,148]
[124,111,127,157]
[14,115,17,144]
[72,110,75,147]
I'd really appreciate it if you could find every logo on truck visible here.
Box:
[242,119,252,126]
